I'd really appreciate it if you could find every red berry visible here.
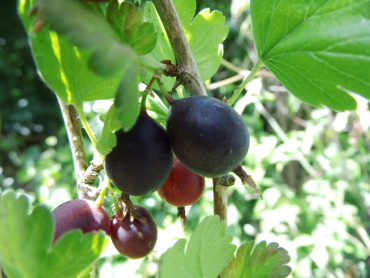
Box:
[111,206,157,259]
[52,199,111,243]
[158,157,205,207]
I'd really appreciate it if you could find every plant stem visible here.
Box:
[227,60,263,106]
[140,95,147,112]
[152,0,207,96]
[57,96,88,186]
[57,96,100,278]
[152,0,231,222]
[213,178,228,221]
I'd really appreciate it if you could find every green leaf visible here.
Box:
[143,1,175,91]
[96,60,140,155]
[185,7,228,82]
[146,92,168,126]
[77,270,91,278]
[221,241,292,278]
[0,191,108,278]
[158,215,236,278]
[95,58,141,154]
[93,100,114,123]
[115,60,140,131]
[43,230,107,278]
[251,0,370,111]
[18,0,125,105]
[95,99,124,156]
[33,0,137,77]
[107,1,157,55]
[144,0,228,90]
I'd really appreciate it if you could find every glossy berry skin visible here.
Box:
[158,157,205,206]
[52,199,111,243]
[105,112,173,196]
[111,206,157,259]
[166,96,250,178]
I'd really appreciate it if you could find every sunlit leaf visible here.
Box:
[33,0,137,77]
[251,0,370,110]
[144,0,228,91]
[107,1,157,55]
[146,91,168,126]
[221,241,291,278]
[0,191,108,278]
[18,0,129,106]
[158,215,236,278]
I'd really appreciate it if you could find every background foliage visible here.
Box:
[1,0,370,277]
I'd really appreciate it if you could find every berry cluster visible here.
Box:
[53,95,249,259]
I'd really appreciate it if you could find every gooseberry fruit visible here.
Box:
[166,96,250,178]
[111,206,158,259]
[158,157,205,207]
[105,110,173,196]
[52,199,111,243]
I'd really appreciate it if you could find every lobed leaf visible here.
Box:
[146,91,168,126]
[19,0,143,145]
[43,230,107,278]
[185,8,228,83]
[95,61,141,155]
[114,60,141,131]
[143,1,175,91]
[96,104,120,156]
[0,191,108,278]
[158,215,236,278]
[144,0,228,91]
[107,1,157,55]
[251,0,370,111]
[18,0,128,106]
[33,0,137,77]
[221,241,292,278]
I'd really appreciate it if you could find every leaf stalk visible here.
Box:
[227,60,263,106]
[75,104,97,146]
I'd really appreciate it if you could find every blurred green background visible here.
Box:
[1,0,370,277]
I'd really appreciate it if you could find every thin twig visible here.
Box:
[213,177,228,221]
[221,59,244,73]
[206,74,246,90]
[152,0,206,97]
[57,97,88,186]
[57,96,100,278]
